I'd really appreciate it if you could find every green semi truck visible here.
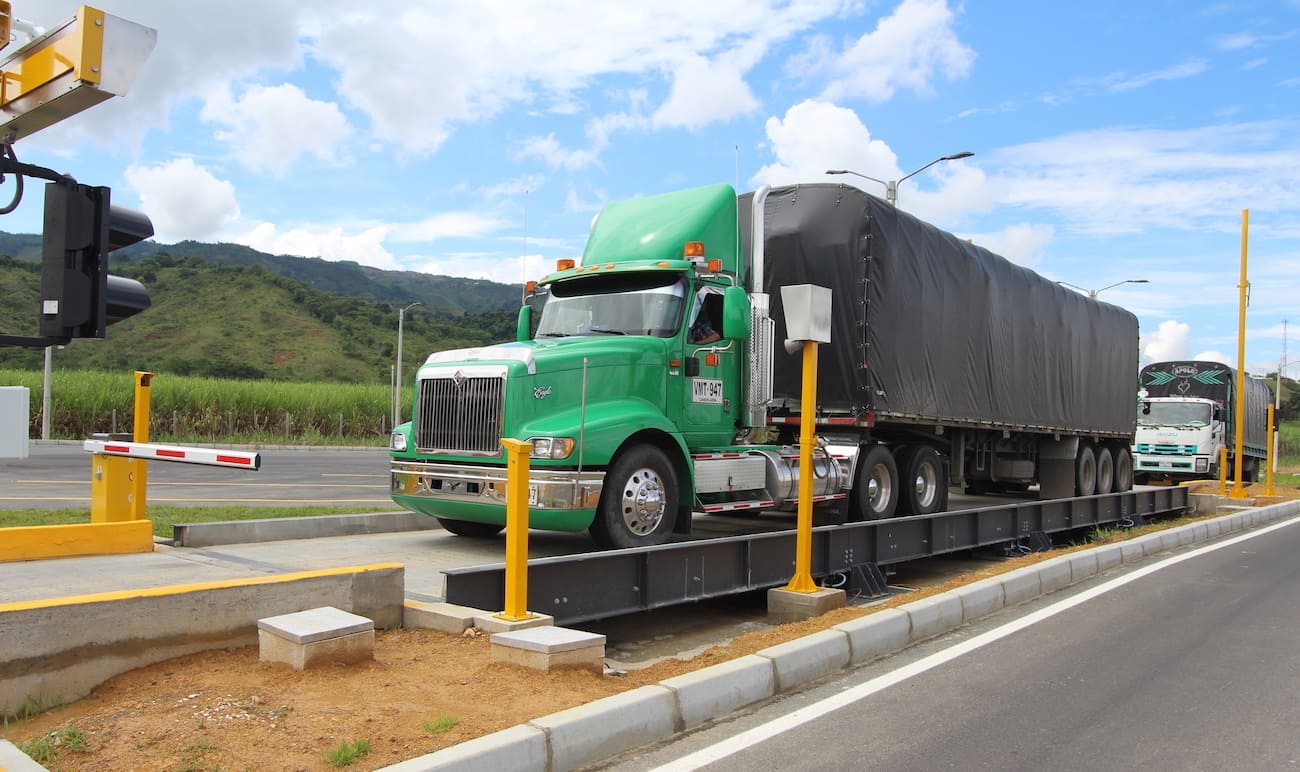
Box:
[390,182,1139,548]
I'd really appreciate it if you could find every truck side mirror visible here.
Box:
[1141,401,1150,415]
[721,285,750,340]
[1213,405,1223,421]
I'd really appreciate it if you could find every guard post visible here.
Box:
[768,284,845,624]
[1264,404,1276,497]
[496,438,538,623]
[1217,446,1229,497]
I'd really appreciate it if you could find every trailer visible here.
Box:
[391,182,1139,547]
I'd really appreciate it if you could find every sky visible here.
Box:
[7,0,1300,382]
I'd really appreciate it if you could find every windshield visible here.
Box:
[536,273,686,338]
[1138,401,1213,428]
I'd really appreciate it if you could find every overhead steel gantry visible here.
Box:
[444,486,1189,625]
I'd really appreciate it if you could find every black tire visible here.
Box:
[895,445,948,515]
[850,444,898,521]
[1095,446,1114,495]
[435,517,505,538]
[591,445,678,548]
[1112,446,1134,491]
[1074,443,1097,497]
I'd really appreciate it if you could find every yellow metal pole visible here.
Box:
[497,438,537,621]
[1230,209,1250,499]
[129,371,154,519]
[1264,404,1276,496]
[785,340,819,594]
[1217,447,1228,497]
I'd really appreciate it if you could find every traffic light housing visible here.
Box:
[39,181,152,341]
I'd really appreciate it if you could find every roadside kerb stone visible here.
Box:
[1137,532,1168,558]
[903,591,963,642]
[757,629,851,692]
[835,607,910,665]
[1094,544,1123,572]
[172,511,430,547]
[1119,538,1145,563]
[954,578,1005,623]
[0,739,46,772]
[1158,529,1182,552]
[998,566,1041,606]
[659,654,775,729]
[529,685,678,772]
[1035,556,1073,594]
[379,724,548,772]
[1067,551,1099,582]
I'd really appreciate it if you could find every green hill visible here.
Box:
[0,247,521,383]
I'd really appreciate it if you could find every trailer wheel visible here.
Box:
[1074,444,1097,497]
[895,445,947,515]
[436,518,505,538]
[1095,446,1114,495]
[591,445,678,548]
[851,445,898,521]
[1112,447,1133,491]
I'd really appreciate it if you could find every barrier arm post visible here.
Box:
[129,371,153,520]
[496,438,538,622]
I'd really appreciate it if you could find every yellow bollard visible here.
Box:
[1217,447,1228,497]
[130,372,153,520]
[496,438,538,622]
[1264,404,1276,497]
[90,371,154,523]
[784,340,819,594]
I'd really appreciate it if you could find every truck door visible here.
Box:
[678,288,737,443]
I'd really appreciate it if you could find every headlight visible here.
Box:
[529,437,575,459]
[1194,457,1208,472]
[390,432,407,452]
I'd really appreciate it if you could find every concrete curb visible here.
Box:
[172,511,430,547]
[380,499,1300,771]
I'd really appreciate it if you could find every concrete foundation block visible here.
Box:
[757,629,851,692]
[955,578,1005,623]
[766,586,846,625]
[490,626,605,673]
[660,654,775,729]
[903,592,964,643]
[258,606,375,671]
[404,600,481,634]
[473,612,554,634]
[531,685,677,772]
[835,608,911,665]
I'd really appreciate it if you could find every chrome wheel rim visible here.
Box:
[620,467,666,536]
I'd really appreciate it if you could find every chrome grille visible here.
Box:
[415,376,505,454]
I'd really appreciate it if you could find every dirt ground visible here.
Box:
[5,480,1298,771]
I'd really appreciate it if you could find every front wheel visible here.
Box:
[436,517,505,538]
[591,445,678,548]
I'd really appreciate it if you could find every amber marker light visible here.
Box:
[683,241,705,258]
[525,280,537,293]
[706,258,723,272]
[705,353,720,366]
[556,258,575,271]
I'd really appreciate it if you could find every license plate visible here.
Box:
[691,378,723,405]
[1159,460,1172,468]
[528,484,538,506]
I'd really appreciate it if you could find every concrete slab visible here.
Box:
[258,606,374,644]
[473,612,554,634]
[530,685,677,772]
[490,626,605,673]
[173,511,433,547]
[659,654,775,729]
[404,600,480,634]
[757,629,851,692]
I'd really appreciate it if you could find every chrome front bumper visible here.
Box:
[392,461,604,510]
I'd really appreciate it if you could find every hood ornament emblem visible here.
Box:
[451,370,466,387]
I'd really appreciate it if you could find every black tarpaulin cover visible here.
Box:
[739,184,1138,436]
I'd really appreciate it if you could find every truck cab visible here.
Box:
[1133,396,1224,480]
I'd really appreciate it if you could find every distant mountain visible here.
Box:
[0,232,523,315]
[0,235,524,383]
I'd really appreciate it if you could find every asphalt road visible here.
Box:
[0,441,395,509]
[605,512,1300,771]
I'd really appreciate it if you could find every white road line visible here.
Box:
[657,513,1300,771]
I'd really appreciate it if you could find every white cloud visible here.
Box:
[234,222,398,270]
[1143,320,1192,362]
[817,0,975,102]
[652,55,761,130]
[200,84,353,177]
[959,223,1055,269]
[1103,59,1208,92]
[1193,350,1232,366]
[123,158,240,241]
[514,135,601,171]
[390,212,514,243]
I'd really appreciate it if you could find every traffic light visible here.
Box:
[39,180,152,341]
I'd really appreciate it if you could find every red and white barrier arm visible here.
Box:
[82,440,261,470]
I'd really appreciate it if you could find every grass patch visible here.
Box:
[326,738,372,767]
[0,504,401,538]
[2,695,64,726]
[422,715,459,735]
[18,725,90,765]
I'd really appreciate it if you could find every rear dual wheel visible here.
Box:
[895,445,948,516]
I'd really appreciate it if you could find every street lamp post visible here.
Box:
[394,302,421,428]
[827,151,974,206]
[1056,279,1149,299]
